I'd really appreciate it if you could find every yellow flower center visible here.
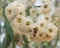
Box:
[40,23,44,27]
[9,10,11,14]
[17,18,22,23]
[44,4,48,8]
[26,21,30,26]
[45,17,49,20]
[20,12,22,15]
[49,28,53,33]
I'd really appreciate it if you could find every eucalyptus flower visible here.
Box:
[5,0,58,43]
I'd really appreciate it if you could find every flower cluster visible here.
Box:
[5,0,58,42]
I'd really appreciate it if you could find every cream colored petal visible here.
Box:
[30,8,38,18]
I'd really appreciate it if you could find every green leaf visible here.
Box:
[26,7,31,16]
[0,42,1,48]
[53,32,59,48]
[1,33,11,48]
[45,42,50,48]
[1,2,15,48]
[22,35,29,48]
[0,25,1,34]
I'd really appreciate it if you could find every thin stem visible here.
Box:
[53,32,59,48]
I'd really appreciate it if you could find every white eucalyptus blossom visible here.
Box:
[29,23,58,42]
[5,3,15,21]
[30,8,38,18]
[11,16,26,34]
[42,1,52,14]
[43,14,52,22]
[45,23,58,37]
[22,17,34,35]
[5,0,58,42]
[5,1,26,21]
